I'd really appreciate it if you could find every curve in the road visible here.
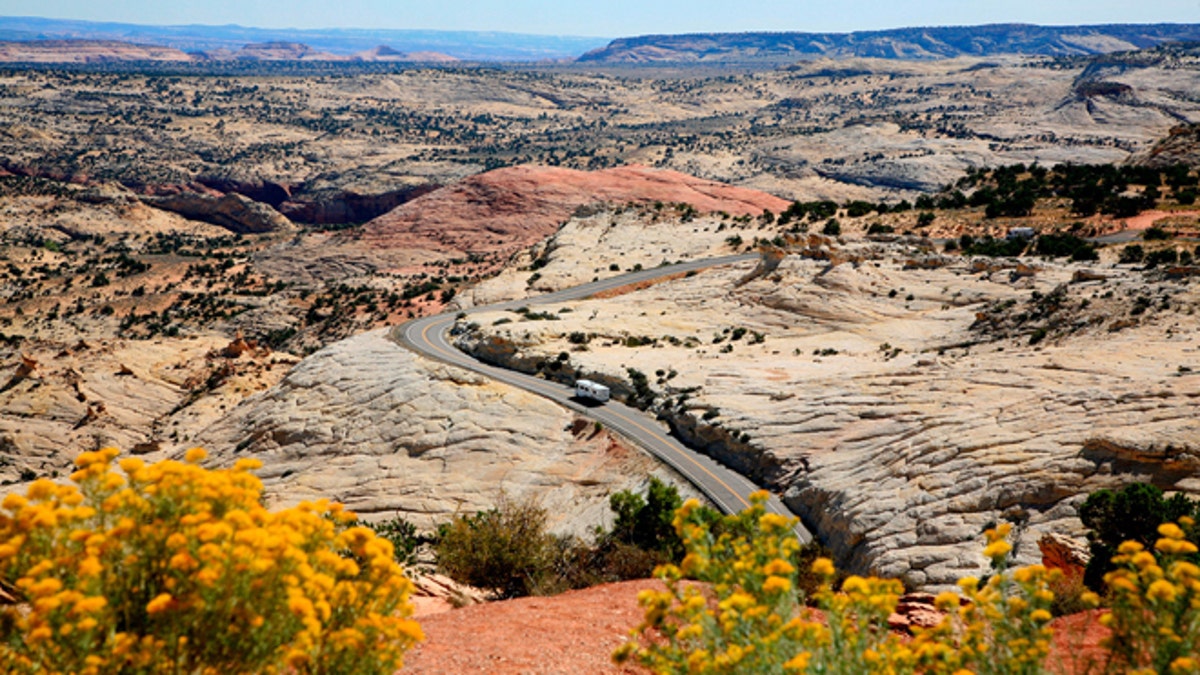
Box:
[392,254,812,543]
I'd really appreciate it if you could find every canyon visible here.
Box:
[0,42,1197,596]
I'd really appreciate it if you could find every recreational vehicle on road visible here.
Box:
[574,379,610,403]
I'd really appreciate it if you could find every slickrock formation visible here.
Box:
[0,337,300,483]
[451,210,1200,590]
[1138,123,1200,168]
[458,205,746,307]
[263,164,790,282]
[195,328,702,536]
[343,164,790,260]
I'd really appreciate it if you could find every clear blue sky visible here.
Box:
[1,0,1197,37]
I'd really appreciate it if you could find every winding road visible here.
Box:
[392,254,812,543]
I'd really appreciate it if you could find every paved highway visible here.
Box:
[392,254,812,543]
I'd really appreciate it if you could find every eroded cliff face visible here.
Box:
[194,328,701,535]
[450,211,1200,590]
[139,191,295,234]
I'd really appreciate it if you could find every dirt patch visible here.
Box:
[402,579,657,674]
[1047,610,1111,674]
[402,578,1114,674]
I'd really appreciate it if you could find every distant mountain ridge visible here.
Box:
[0,39,460,64]
[578,23,1200,63]
[0,16,609,61]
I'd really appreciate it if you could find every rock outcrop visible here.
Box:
[1039,533,1090,579]
[194,329,703,537]
[229,42,341,61]
[0,336,299,483]
[261,164,791,283]
[0,40,193,63]
[196,176,293,208]
[344,164,791,259]
[278,185,439,225]
[140,191,294,234]
[1138,124,1200,168]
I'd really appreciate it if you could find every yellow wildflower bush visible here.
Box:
[1100,517,1200,674]
[909,523,1063,675]
[0,447,422,675]
[615,493,1108,675]
[615,492,921,674]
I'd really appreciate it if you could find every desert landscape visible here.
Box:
[0,15,1198,673]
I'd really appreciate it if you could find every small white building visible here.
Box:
[1006,227,1036,240]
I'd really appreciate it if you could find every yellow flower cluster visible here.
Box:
[0,447,422,675]
[614,492,817,673]
[909,523,1067,675]
[616,492,922,673]
[615,497,1194,675]
[1100,517,1200,674]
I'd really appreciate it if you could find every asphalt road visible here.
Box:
[392,254,812,543]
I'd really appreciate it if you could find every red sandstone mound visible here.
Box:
[341,164,791,258]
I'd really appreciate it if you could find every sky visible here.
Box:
[0,0,1197,37]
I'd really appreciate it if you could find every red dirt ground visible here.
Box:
[402,580,1115,674]
[402,579,657,674]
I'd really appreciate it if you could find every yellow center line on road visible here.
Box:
[603,406,752,511]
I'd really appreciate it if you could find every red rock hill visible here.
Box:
[342,164,791,258]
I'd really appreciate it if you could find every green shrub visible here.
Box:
[1119,244,1146,264]
[964,236,1025,257]
[604,478,684,562]
[844,201,875,218]
[1078,482,1200,590]
[1034,233,1097,261]
[435,495,555,599]
[362,515,426,567]
[1144,226,1170,241]
[1145,248,1180,268]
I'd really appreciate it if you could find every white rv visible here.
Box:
[574,379,610,403]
